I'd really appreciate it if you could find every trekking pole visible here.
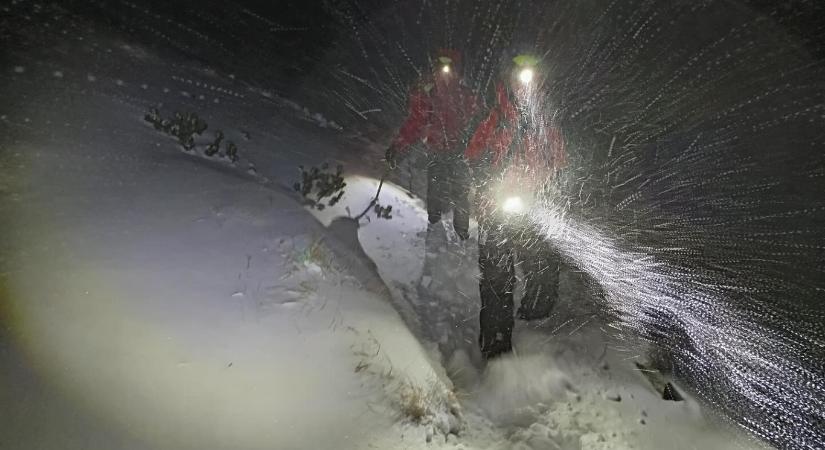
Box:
[354,167,391,222]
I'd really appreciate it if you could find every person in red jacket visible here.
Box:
[465,54,567,360]
[386,49,481,240]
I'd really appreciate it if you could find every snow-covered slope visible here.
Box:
[0,74,448,450]
[0,14,459,449]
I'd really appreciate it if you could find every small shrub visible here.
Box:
[225,141,239,163]
[144,108,241,162]
[293,162,346,210]
[144,108,207,151]
[373,203,393,219]
[205,130,223,156]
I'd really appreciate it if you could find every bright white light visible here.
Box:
[518,68,534,85]
[501,196,524,214]
[441,64,451,74]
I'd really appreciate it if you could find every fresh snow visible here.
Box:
[302,174,761,449]
[0,14,761,450]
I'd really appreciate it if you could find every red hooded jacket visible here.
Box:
[392,77,481,153]
[465,81,566,180]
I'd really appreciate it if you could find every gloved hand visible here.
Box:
[385,146,399,169]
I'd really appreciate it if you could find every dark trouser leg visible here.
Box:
[478,217,516,359]
[427,154,447,224]
[449,156,471,239]
[517,229,561,321]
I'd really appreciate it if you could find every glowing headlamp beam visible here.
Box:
[518,68,534,85]
[501,196,525,214]
[441,64,451,74]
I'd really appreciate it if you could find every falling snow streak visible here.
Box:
[531,207,824,449]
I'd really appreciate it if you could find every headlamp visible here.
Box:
[438,56,453,75]
[496,174,533,216]
[501,196,525,214]
[512,54,539,86]
[518,67,534,85]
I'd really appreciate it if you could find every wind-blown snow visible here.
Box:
[3,0,824,449]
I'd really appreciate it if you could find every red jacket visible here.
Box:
[392,78,481,153]
[465,81,566,179]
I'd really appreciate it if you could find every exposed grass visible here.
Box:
[398,382,434,423]
[282,235,335,278]
[349,329,458,426]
